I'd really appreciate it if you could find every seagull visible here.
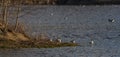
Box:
[49,39,53,42]
[64,17,68,20]
[108,19,115,23]
[90,40,94,45]
[56,39,61,43]
[50,13,54,16]
[70,40,75,43]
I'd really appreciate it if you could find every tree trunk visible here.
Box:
[14,0,21,32]
[2,0,9,33]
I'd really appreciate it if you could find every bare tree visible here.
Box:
[1,0,9,33]
[14,0,21,32]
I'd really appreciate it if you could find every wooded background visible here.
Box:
[0,0,120,5]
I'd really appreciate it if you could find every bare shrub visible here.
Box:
[7,22,26,34]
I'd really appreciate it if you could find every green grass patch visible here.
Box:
[0,38,78,49]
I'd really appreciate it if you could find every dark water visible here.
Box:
[0,47,120,57]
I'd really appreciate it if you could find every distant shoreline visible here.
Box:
[1,0,120,5]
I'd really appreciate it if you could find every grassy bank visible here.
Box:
[0,24,78,49]
[0,37,78,49]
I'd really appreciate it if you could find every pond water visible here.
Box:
[0,5,120,57]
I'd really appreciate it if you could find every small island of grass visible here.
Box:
[0,38,78,49]
[0,33,78,49]
[0,23,78,49]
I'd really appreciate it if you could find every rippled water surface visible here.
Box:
[0,5,120,57]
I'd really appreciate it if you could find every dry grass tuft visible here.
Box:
[0,22,78,49]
